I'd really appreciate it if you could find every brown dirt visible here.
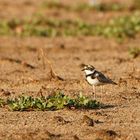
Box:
[0,0,140,140]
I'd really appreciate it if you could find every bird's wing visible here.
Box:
[95,71,117,85]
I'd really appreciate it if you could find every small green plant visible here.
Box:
[0,92,102,111]
[129,47,140,58]
[46,93,70,110]
[71,93,100,109]
[7,96,35,111]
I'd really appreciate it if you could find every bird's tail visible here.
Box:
[109,80,117,85]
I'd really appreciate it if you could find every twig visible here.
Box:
[40,48,46,69]
[39,48,64,81]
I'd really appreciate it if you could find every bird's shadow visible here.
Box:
[71,103,116,110]
[98,104,116,109]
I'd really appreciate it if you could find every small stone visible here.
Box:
[81,115,94,126]
[1,89,11,96]
[53,116,69,125]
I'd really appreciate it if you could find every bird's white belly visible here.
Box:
[87,77,102,86]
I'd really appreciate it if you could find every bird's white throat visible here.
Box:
[84,69,95,75]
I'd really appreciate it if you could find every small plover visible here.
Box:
[82,64,117,98]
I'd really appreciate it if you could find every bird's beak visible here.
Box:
[81,68,85,71]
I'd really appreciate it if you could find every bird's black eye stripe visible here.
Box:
[84,66,94,70]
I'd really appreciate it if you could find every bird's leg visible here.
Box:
[92,85,96,100]
[101,85,103,94]
[101,85,104,102]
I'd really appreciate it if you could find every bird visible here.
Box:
[82,64,117,99]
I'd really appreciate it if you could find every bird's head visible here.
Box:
[82,64,95,75]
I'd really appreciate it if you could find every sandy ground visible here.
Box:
[0,0,140,139]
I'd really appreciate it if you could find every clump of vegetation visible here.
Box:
[42,0,140,12]
[0,17,90,37]
[97,12,140,40]
[129,47,140,58]
[1,92,101,111]
[42,1,125,12]
[1,12,140,40]
[42,0,70,10]
[74,2,125,12]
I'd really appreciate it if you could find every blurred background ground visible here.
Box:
[0,0,140,139]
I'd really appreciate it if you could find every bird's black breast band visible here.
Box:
[86,72,96,78]
[86,73,93,78]
[85,70,97,78]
